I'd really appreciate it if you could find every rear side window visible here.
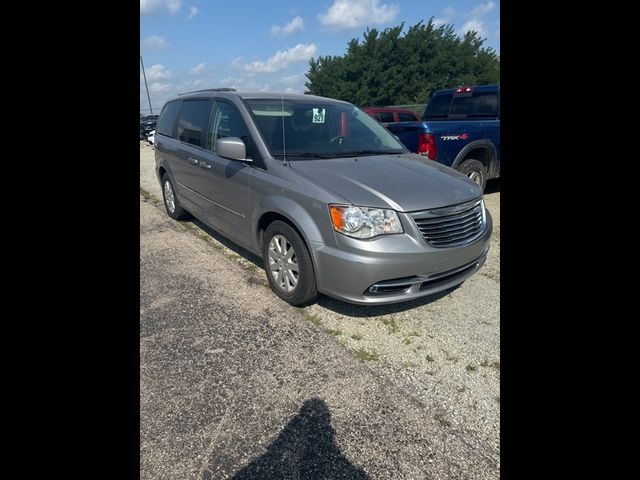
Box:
[450,91,498,118]
[178,100,212,147]
[423,94,452,119]
[377,111,395,123]
[397,112,417,122]
[156,101,181,138]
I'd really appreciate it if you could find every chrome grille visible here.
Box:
[411,199,485,248]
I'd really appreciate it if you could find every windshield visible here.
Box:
[245,98,407,159]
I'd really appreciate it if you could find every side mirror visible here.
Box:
[215,137,252,162]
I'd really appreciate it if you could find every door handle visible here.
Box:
[199,161,211,169]
[188,157,199,165]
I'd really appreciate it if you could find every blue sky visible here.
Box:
[140,0,500,112]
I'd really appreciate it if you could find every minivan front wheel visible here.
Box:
[161,173,188,220]
[263,221,317,306]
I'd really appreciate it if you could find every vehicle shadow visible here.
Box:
[188,217,264,270]
[229,398,369,480]
[187,216,461,317]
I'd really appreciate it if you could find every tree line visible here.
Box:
[305,19,500,107]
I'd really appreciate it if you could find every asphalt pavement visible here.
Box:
[140,195,499,479]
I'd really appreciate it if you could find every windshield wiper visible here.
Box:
[334,150,403,157]
[274,152,337,159]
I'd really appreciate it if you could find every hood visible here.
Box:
[288,153,481,212]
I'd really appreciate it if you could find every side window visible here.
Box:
[207,101,254,158]
[397,112,417,122]
[423,93,453,119]
[450,91,498,118]
[177,99,211,147]
[156,101,181,138]
[377,111,395,123]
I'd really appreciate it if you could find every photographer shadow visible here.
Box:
[232,398,368,479]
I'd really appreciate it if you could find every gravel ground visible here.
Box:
[140,141,500,475]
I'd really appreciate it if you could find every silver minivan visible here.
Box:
[155,90,492,306]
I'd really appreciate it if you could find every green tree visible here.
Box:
[305,19,499,106]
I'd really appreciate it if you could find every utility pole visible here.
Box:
[140,55,153,114]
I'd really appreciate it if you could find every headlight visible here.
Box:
[481,198,487,225]
[329,205,403,239]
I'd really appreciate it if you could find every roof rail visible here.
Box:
[178,87,237,95]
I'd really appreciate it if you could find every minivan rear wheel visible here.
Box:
[161,173,189,220]
[263,221,317,306]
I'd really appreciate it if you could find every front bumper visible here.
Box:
[310,210,492,305]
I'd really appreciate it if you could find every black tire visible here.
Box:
[161,173,189,220]
[457,159,487,192]
[262,220,317,306]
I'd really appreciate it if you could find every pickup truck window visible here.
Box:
[423,94,453,119]
[377,112,395,123]
[397,112,418,122]
[450,91,498,118]
[424,91,498,119]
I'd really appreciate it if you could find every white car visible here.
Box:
[147,130,155,146]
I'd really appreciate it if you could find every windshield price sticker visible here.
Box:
[312,108,325,123]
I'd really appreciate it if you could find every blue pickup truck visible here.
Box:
[386,85,500,191]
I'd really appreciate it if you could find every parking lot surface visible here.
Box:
[140,142,500,478]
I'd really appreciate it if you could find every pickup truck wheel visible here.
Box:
[458,159,487,192]
[161,173,189,220]
[263,221,317,307]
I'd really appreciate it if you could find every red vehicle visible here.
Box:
[361,107,420,125]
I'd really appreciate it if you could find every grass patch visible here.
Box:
[140,187,162,206]
[444,352,459,363]
[403,337,412,345]
[355,348,380,362]
[466,364,478,372]
[328,329,342,336]
[425,354,435,362]
[351,333,363,340]
[480,359,500,370]
[381,317,400,334]
[304,314,322,326]
[408,331,422,337]
[245,263,259,273]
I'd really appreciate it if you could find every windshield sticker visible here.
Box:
[312,108,325,123]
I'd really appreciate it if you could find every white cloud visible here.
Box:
[149,82,173,93]
[187,5,199,19]
[271,16,305,36]
[461,19,486,36]
[143,35,170,50]
[237,43,318,74]
[218,76,271,91]
[434,6,456,27]
[140,0,183,14]
[318,0,398,31]
[281,72,306,85]
[470,1,496,17]
[461,1,496,37]
[145,64,172,81]
[188,62,205,75]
